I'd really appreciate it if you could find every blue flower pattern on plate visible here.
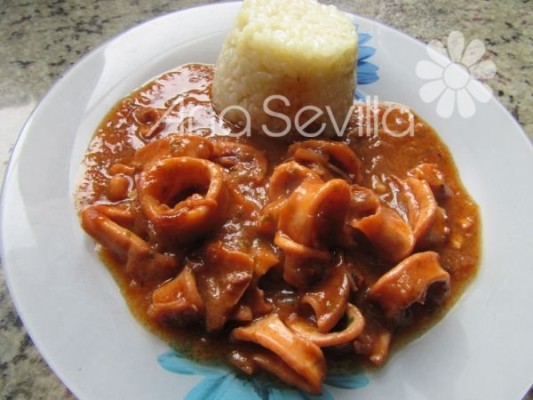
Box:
[355,28,379,100]
[156,28,376,400]
[158,350,369,400]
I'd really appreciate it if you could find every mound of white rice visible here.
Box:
[212,0,358,138]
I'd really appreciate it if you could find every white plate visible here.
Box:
[2,2,533,400]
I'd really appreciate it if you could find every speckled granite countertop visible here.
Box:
[0,0,531,399]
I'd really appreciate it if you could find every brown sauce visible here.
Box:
[76,63,480,387]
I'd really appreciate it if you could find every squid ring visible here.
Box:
[288,140,362,183]
[268,161,322,201]
[287,304,365,347]
[137,156,229,244]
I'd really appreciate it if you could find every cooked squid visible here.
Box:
[195,243,254,332]
[132,134,214,168]
[136,157,229,246]
[81,205,177,282]
[287,303,365,347]
[231,314,326,394]
[77,64,479,395]
[368,251,451,320]
[301,263,351,332]
[288,140,362,183]
[148,267,204,324]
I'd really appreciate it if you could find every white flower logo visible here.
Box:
[416,31,497,118]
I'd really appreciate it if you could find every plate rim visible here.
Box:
[1,2,532,399]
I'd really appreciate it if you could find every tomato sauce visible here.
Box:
[76,63,480,378]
